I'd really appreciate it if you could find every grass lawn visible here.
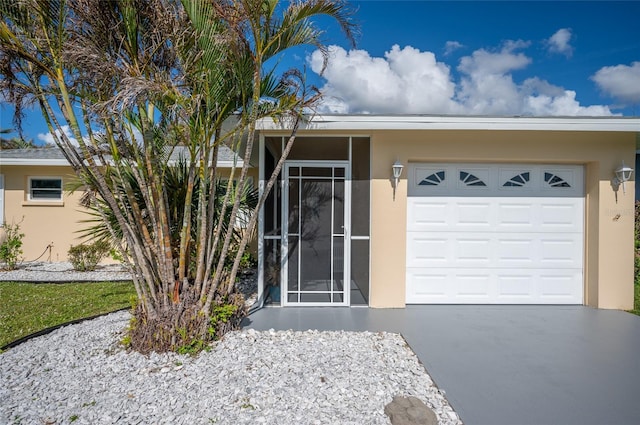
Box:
[0,281,136,348]
[629,283,640,317]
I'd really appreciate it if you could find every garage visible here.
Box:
[406,163,584,304]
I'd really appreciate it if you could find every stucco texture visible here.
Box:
[368,130,635,310]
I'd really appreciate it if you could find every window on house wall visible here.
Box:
[28,177,63,201]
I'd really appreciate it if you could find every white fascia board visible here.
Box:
[1,158,245,167]
[257,115,640,132]
[0,158,70,166]
[214,160,247,168]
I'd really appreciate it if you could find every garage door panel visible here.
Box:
[406,163,584,305]
[407,268,582,304]
[540,238,582,266]
[456,238,492,263]
[538,273,583,301]
[457,202,492,226]
[496,238,536,266]
[497,275,534,297]
[539,202,584,231]
[409,231,582,269]
[456,274,492,298]
[406,235,449,267]
[496,202,535,227]
[406,199,450,231]
[406,270,449,301]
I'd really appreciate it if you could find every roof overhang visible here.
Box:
[0,158,70,166]
[257,115,640,132]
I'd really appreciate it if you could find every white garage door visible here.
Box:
[406,163,584,304]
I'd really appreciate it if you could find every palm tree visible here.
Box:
[0,0,355,352]
[0,128,37,149]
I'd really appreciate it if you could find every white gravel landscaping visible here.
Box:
[1,263,461,424]
[0,311,462,425]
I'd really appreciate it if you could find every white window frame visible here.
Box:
[27,176,63,202]
[0,174,4,224]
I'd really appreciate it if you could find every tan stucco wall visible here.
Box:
[0,165,259,263]
[368,130,636,310]
[1,165,88,262]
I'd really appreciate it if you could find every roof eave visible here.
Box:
[257,115,640,132]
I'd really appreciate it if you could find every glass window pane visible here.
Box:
[288,293,299,303]
[289,167,299,176]
[30,178,62,200]
[32,190,60,199]
[350,239,370,305]
[334,168,345,177]
[32,179,61,189]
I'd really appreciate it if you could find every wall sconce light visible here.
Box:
[392,160,404,200]
[613,161,634,194]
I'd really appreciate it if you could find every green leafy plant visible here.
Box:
[0,221,24,270]
[0,0,355,354]
[67,240,110,271]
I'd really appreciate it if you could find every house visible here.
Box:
[254,115,639,310]
[0,145,254,263]
[1,115,638,310]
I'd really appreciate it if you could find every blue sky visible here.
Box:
[300,0,640,116]
[2,1,639,144]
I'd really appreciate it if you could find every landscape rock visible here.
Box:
[385,395,439,425]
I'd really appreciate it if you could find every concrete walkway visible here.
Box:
[243,306,640,425]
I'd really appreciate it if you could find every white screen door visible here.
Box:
[282,162,350,306]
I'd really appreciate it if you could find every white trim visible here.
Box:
[0,174,4,224]
[257,134,265,306]
[1,158,70,166]
[27,176,63,202]
[282,161,351,307]
[0,158,245,167]
[258,115,640,132]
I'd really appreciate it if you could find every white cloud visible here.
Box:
[546,28,573,57]
[309,45,460,114]
[524,90,613,116]
[309,42,615,117]
[444,41,464,56]
[37,125,79,146]
[591,62,640,104]
[456,41,532,114]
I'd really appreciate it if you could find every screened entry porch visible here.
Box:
[258,136,371,306]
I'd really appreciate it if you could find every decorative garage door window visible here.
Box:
[459,171,486,186]
[418,170,446,186]
[503,172,530,187]
[544,172,571,188]
[409,164,583,197]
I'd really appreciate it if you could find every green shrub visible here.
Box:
[68,240,110,271]
[0,222,24,270]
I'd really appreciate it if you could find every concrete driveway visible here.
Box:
[243,305,640,425]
